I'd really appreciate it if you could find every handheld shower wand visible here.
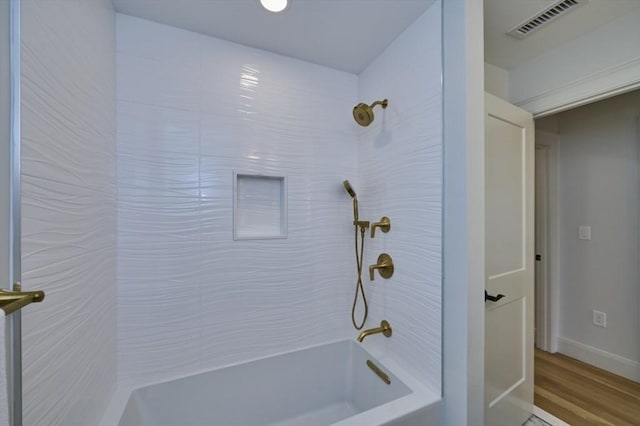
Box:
[343,180,369,228]
[343,180,369,330]
[343,180,358,221]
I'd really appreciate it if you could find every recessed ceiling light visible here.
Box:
[260,0,288,13]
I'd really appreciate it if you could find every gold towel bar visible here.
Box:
[0,283,45,315]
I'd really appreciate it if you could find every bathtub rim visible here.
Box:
[100,338,440,426]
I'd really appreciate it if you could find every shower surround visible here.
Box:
[116,4,442,394]
[116,14,359,384]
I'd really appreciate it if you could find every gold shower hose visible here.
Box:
[351,224,368,330]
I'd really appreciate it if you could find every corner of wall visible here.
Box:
[442,0,486,424]
[484,62,509,100]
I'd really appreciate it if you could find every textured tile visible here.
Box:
[117,151,200,198]
[116,14,360,384]
[117,101,199,155]
[117,52,200,112]
[356,7,442,393]
[114,6,443,399]
[21,1,117,425]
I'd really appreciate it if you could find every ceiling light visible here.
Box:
[260,0,288,13]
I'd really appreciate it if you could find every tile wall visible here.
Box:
[357,7,442,392]
[21,0,117,424]
[17,2,442,423]
[116,3,442,393]
[116,14,359,384]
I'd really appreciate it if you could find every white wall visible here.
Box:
[357,7,442,393]
[116,14,358,384]
[442,0,486,423]
[509,8,640,116]
[116,5,444,395]
[554,90,639,380]
[484,62,508,100]
[20,0,117,424]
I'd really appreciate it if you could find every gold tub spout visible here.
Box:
[357,320,392,342]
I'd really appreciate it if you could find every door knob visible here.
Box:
[485,291,505,302]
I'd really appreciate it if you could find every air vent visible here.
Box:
[507,0,588,39]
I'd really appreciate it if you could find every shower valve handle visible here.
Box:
[370,217,391,238]
[369,253,394,281]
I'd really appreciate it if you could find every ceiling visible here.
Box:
[484,0,640,70]
[113,0,433,74]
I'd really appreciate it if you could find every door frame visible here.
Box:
[1,0,22,425]
[534,135,560,353]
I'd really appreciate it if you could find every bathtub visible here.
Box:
[101,340,441,426]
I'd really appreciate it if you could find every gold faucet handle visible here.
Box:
[370,216,390,238]
[369,253,394,281]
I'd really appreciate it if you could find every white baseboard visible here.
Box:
[533,406,571,426]
[557,337,640,382]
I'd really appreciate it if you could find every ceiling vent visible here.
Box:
[507,0,588,39]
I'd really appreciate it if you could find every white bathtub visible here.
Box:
[101,340,441,426]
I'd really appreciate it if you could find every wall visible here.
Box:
[484,62,508,100]
[509,8,640,116]
[116,14,358,384]
[554,90,639,380]
[116,6,444,394]
[20,0,117,424]
[357,6,442,393]
[442,0,486,422]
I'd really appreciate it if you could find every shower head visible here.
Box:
[343,180,357,198]
[352,99,388,127]
[343,180,359,221]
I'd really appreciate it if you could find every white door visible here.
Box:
[484,93,534,426]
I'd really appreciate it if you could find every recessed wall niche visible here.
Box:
[233,173,288,240]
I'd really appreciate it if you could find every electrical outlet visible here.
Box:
[593,310,607,328]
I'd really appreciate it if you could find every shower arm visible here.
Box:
[369,99,388,110]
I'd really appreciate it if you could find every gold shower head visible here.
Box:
[343,180,356,198]
[352,99,388,127]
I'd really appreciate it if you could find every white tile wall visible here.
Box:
[357,7,443,393]
[18,1,442,420]
[21,1,117,425]
[116,5,442,394]
[116,14,359,384]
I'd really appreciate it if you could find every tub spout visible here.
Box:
[357,320,392,342]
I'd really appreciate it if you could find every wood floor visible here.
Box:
[535,348,640,425]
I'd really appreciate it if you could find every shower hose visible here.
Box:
[351,224,368,330]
